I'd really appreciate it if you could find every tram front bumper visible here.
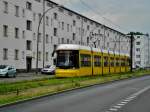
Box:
[56,69,79,77]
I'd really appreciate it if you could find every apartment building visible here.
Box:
[0,0,130,72]
[132,34,150,68]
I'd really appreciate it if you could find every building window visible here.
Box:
[77,15,80,19]
[46,16,49,26]
[84,18,87,22]
[3,1,8,13]
[26,40,32,50]
[137,36,140,38]
[58,38,60,44]
[46,34,49,43]
[136,42,140,45]
[136,48,140,52]
[3,25,8,37]
[54,28,57,36]
[26,20,32,30]
[87,25,90,30]
[87,37,89,44]
[38,51,41,61]
[68,11,73,16]
[90,21,93,25]
[59,7,64,12]
[33,13,36,21]
[22,30,25,39]
[26,2,32,10]
[73,20,76,26]
[98,40,100,46]
[33,33,36,40]
[33,52,35,59]
[61,38,64,44]
[107,42,109,48]
[14,49,19,60]
[67,39,69,44]
[47,2,53,7]
[136,55,140,58]
[3,48,8,60]
[71,25,72,32]
[38,33,42,42]
[15,27,19,38]
[51,36,53,43]
[137,61,141,64]
[62,22,64,30]
[15,5,19,17]
[46,52,48,61]
[51,18,53,26]
[35,0,41,2]
[98,29,101,34]
[73,33,76,40]
[58,22,61,28]
[38,13,42,22]
[107,33,109,37]
[22,9,25,17]
[22,51,25,59]
[67,24,69,32]
[54,13,57,20]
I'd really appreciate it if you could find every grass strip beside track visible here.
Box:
[0,70,150,106]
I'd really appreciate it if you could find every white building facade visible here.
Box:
[132,34,150,68]
[0,0,130,72]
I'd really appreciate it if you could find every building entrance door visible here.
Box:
[26,57,32,72]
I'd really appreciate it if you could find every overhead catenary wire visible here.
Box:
[79,0,130,33]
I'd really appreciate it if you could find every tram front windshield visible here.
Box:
[56,50,79,69]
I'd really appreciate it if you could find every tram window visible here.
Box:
[94,56,101,67]
[116,58,120,66]
[127,58,130,66]
[56,50,79,69]
[80,54,91,67]
[104,56,108,67]
[110,58,114,67]
[121,59,125,66]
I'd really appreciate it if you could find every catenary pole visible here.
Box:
[36,3,62,74]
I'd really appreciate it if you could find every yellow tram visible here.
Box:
[56,44,130,77]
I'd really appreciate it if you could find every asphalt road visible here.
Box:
[0,75,150,112]
[118,88,150,112]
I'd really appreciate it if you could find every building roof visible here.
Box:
[47,0,127,37]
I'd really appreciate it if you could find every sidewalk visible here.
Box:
[0,72,54,83]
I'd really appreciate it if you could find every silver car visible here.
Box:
[41,65,56,74]
[0,65,17,77]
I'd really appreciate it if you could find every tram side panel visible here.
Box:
[126,57,130,72]
[79,50,92,76]
[110,54,115,74]
[103,53,110,74]
[115,55,120,73]
[93,52,102,75]
[121,56,126,73]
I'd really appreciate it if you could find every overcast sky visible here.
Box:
[52,0,150,34]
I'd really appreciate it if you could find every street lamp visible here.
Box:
[36,3,62,74]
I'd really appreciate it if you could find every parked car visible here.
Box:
[0,65,17,77]
[41,65,56,74]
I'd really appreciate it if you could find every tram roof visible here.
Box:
[56,44,130,56]
[56,44,91,51]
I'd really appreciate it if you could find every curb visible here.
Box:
[0,74,149,108]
